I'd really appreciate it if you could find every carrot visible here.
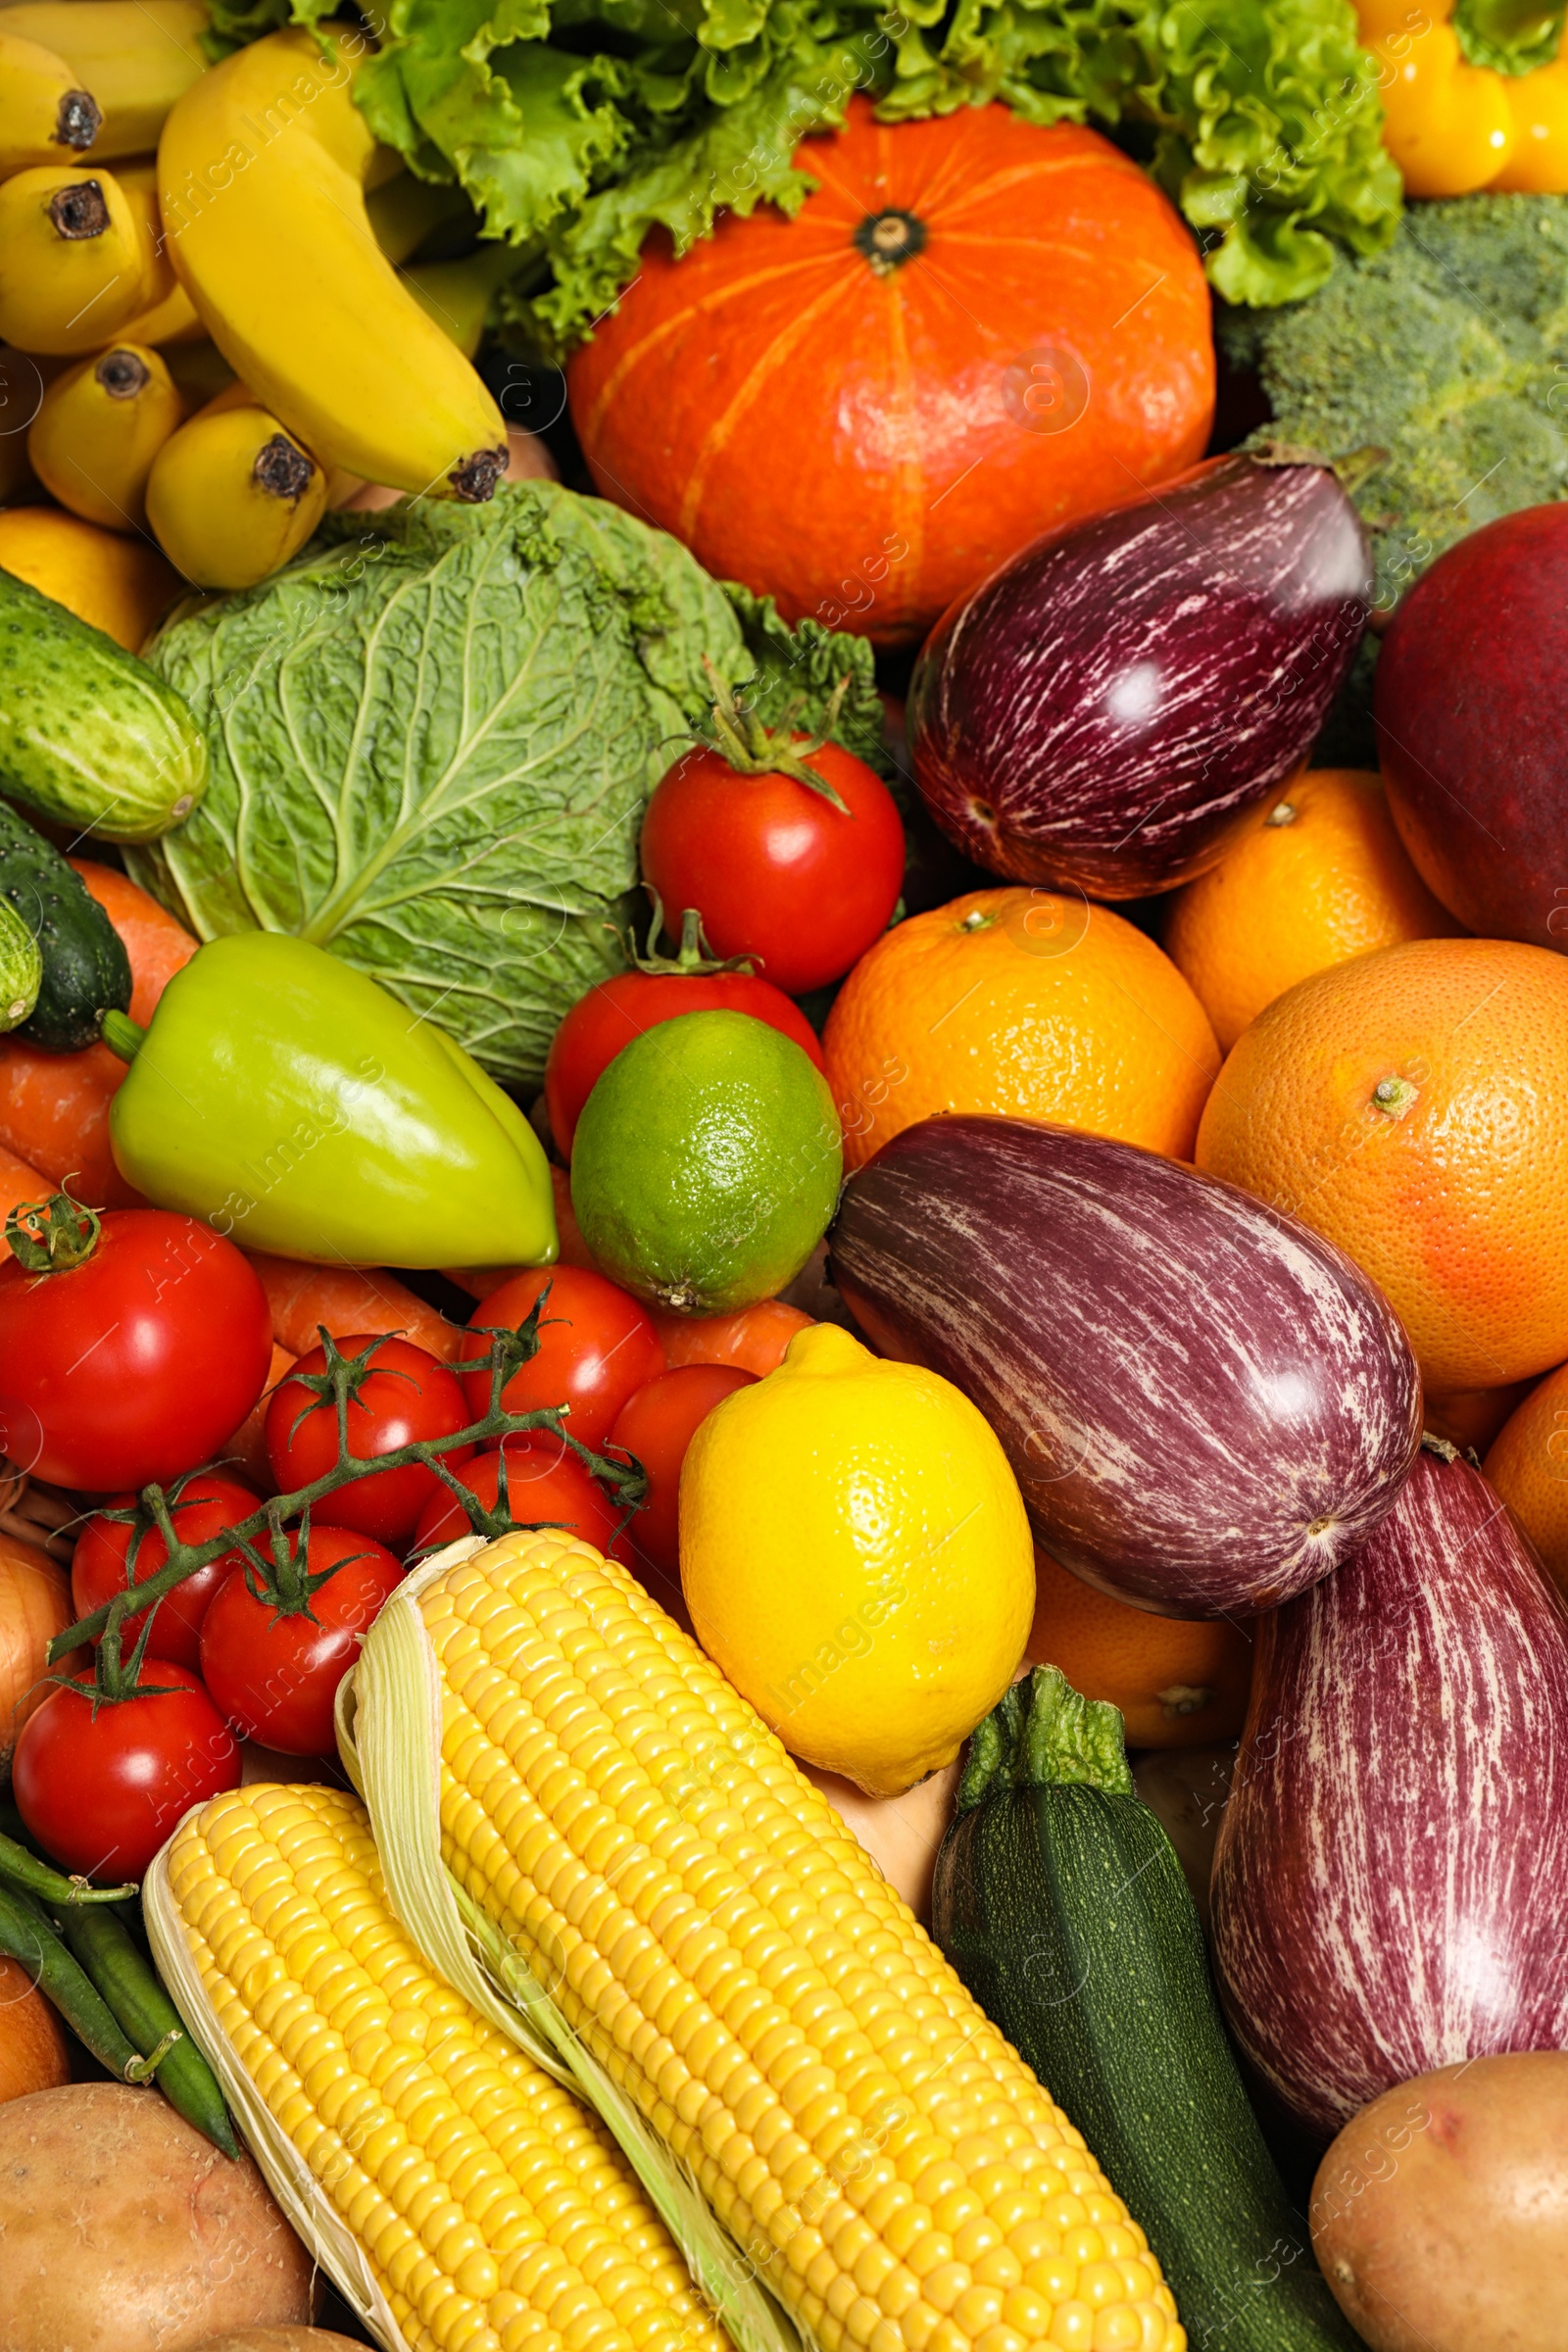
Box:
[0,1140,49,1258]
[651,1298,814,1377]
[219,1343,296,1491]
[247,1255,468,1365]
[70,861,198,1025]
[444,1165,595,1300]
[0,1041,141,1209]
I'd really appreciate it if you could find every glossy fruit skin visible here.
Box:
[909,455,1372,897]
[1483,1363,1568,1599]
[266,1335,473,1547]
[1026,1548,1253,1750]
[466,1265,665,1449]
[72,1471,261,1671]
[639,744,905,995]
[0,1209,271,1489]
[1164,768,1462,1052]
[1375,506,1568,948]
[199,1525,404,1756]
[568,101,1213,647]
[14,1659,240,1882]
[823,887,1220,1173]
[680,1322,1035,1798]
[546,966,824,1160]
[412,1434,633,1564]
[1211,1448,1568,2143]
[1196,937,1568,1392]
[829,1115,1422,1617]
[610,1364,756,1588]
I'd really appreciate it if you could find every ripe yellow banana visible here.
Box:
[0,164,155,355]
[0,26,100,173]
[3,1,206,160]
[145,396,326,588]
[28,338,182,527]
[160,27,507,499]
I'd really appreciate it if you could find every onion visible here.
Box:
[0,1531,78,1781]
[908,451,1372,897]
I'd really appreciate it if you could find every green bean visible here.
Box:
[0,1880,145,2081]
[51,1900,239,2157]
[0,1827,136,1907]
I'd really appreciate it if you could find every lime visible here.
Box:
[570,1008,843,1315]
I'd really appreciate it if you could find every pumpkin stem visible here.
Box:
[855,208,928,274]
[956,1664,1134,1810]
[693,656,854,812]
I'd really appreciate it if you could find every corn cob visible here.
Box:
[347,1532,1186,2352]
[144,1780,745,2352]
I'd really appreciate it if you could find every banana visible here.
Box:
[405,246,517,362]
[365,172,473,268]
[160,27,507,500]
[0,26,100,172]
[2,2,206,160]
[0,164,156,355]
[145,396,326,588]
[28,338,183,527]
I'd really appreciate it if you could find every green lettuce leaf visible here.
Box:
[128,484,881,1089]
[209,0,1397,330]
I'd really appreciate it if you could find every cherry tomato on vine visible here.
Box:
[639,732,904,996]
[0,1197,271,1491]
[610,1364,756,1588]
[265,1335,474,1547]
[14,1659,241,1882]
[466,1266,664,1448]
[199,1524,404,1757]
[544,908,824,1160]
[412,1435,635,1564]
[71,1471,262,1672]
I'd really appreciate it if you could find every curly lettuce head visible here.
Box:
[130,483,884,1088]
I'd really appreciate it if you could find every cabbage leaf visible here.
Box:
[130,484,883,1088]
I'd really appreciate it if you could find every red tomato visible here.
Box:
[14,1659,240,1883]
[610,1364,756,1588]
[199,1524,404,1756]
[71,1471,261,1672]
[639,741,905,995]
[265,1335,473,1546]
[0,1206,271,1490]
[545,969,824,1160]
[466,1266,664,1448]
[413,1434,634,1565]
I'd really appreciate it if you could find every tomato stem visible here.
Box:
[5,1186,102,1274]
[693,656,854,811]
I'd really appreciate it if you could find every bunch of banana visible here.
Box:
[0,26,99,174]
[159,27,508,501]
[3,1,206,159]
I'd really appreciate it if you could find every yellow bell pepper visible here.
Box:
[1361,0,1568,192]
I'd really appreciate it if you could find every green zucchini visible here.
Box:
[0,568,206,843]
[0,801,130,1051]
[932,1668,1357,2352]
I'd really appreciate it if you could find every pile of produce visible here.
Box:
[8,15,1568,2352]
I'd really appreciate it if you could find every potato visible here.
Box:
[0,2082,316,2350]
[1310,2052,1568,2350]
[192,2336,367,2352]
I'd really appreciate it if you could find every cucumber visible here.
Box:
[0,802,131,1051]
[0,897,41,1032]
[932,1668,1358,2352]
[0,569,206,843]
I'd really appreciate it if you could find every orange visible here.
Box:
[1424,1378,1537,1455]
[0,505,181,650]
[1483,1365,1568,1600]
[1164,768,1462,1052]
[1196,937,1568,1393]
[824,887,1220,1173]
[1027,1548,1252,1750]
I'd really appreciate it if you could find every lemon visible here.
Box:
[679,1323,1035,1796]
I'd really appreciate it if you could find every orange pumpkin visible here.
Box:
[567,98,1214,647]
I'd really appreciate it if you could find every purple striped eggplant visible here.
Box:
[907,453,1372,897]
[827,1115,1420,1617]
[1211,1446,1568,2143]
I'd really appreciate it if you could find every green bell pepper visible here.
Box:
[104,934,558,1268]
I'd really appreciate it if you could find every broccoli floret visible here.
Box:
[1223,192,1568,759]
